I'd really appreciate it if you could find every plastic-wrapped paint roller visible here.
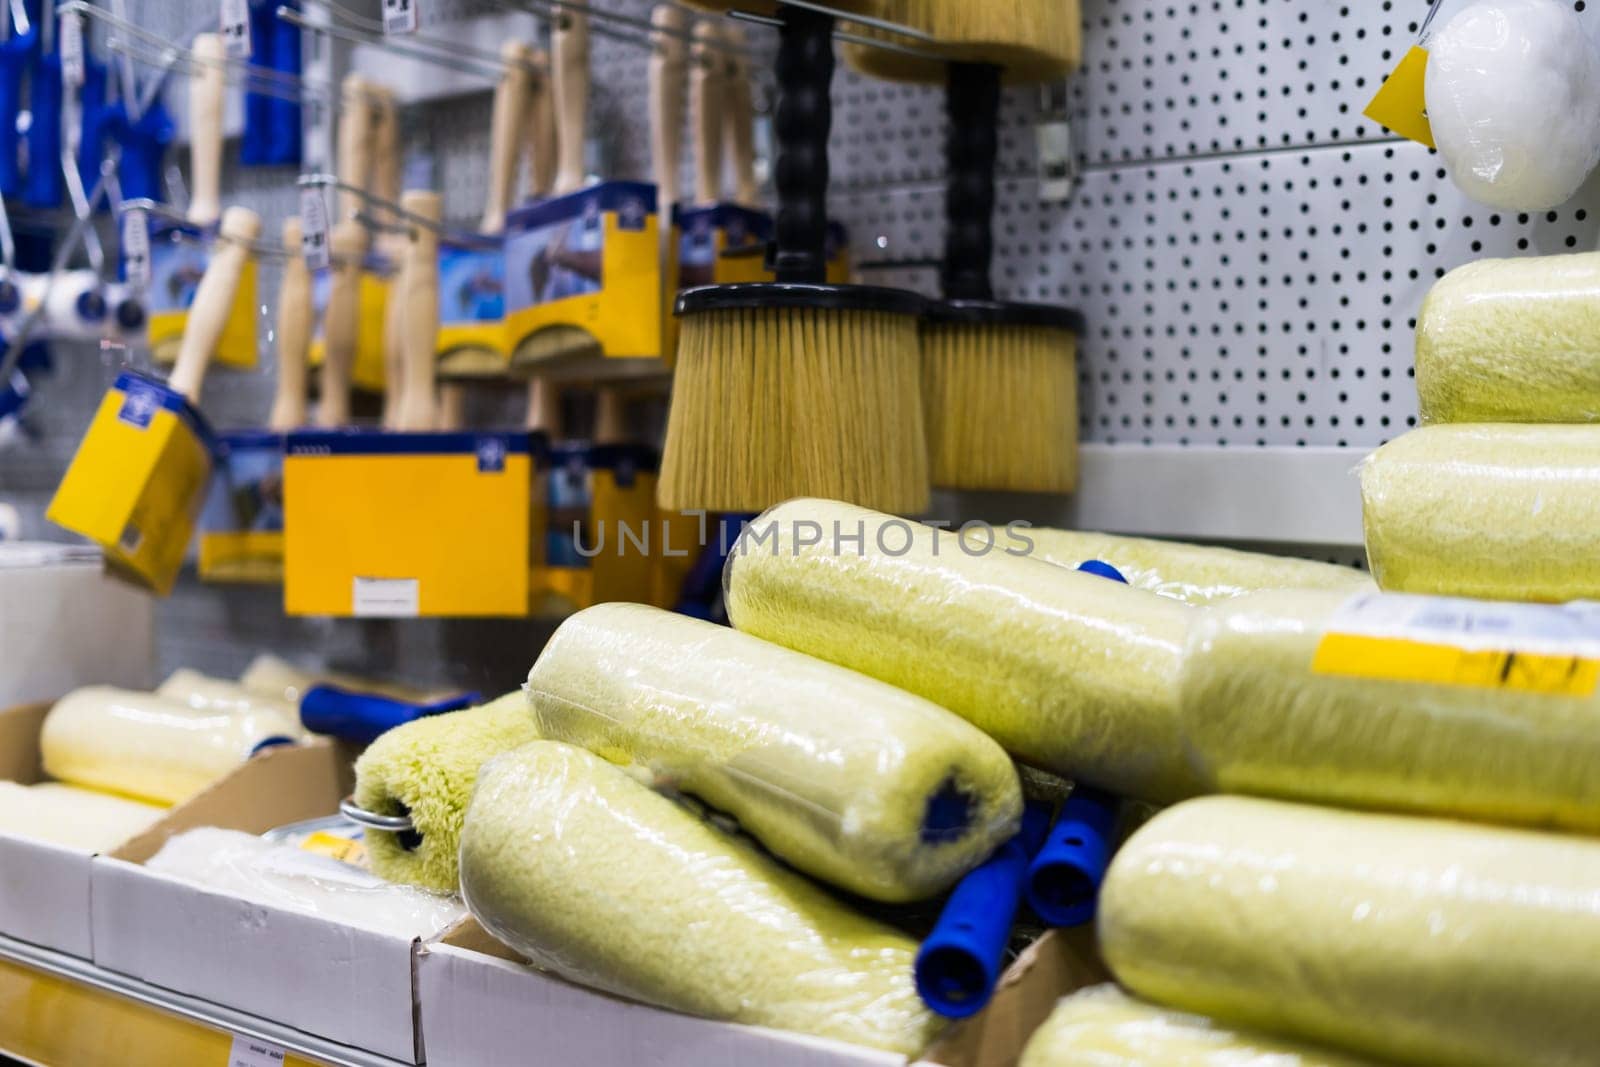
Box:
[528,602,1023,902]
[351,693,537,894]
[1360,424,1600,601]
[724,498,1204,803]
[238,653,446,708]
[156,668,301,728]
[148,827,464,937]
[1100,796,1600,1067]
[1415,252,1600,424]
[1180,588,1600,834]
[459,741,942,1056]
[1025,527,1373,606]
[915,801,1050,1018]
[1425,0,1600,212]
[1026,786,1117,929]
[39,687,299,805]
[1019,985,1381,1067]
[0,781,167,852]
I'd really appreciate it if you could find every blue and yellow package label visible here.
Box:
[538,442,659,611]
[198,430,287,584]
[147,220,260,370]
[308,253,393,393]
[505,181,666,369]
[677,204,773,287]
[283,430,532,618]
[437,234,509,376]
[48,372,217,595]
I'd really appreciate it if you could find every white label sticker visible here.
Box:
[60,14,85,88]
[220,0,252,58]
[227,1035,286,1067]
[353,577,419,617]
[122,208,151,289]
[300,186,330,270]
[1325,592,1600,659]
[382,0,419,35]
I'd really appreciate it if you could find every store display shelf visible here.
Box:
[0,933,407,1067]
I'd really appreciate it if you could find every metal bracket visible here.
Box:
[1036,80,1076,205]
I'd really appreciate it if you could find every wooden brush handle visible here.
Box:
[484,42,534,232]
[650,5,689,212]
[770,6,832,284]
[317,220,367,428]
[171,207,261,401]
[270,217,312,431]
[690,21,723,205]
[525,377,562,435]
[186,34,226,227]
[336,74,374,223]
[370,86,401,220]
[942,62,1000,303]
[380,252,407,430]
[593,386,626,444]
[552,10,590,196]
[395,191,441,432]
[436,382,467,431]
[524,50,558,200]
[722,24,759,207]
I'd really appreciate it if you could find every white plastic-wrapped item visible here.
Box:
[1181,588,1600,833]
[157,669,304,737]
[0,781,167,851]
[148,828,464,937]
[1416,253,1600,424]
[527,602,1022,902]
[1100,796,1600,1067]
[458,742,942,1057]
[1425,0,1600,211]
[1020,985,1380,1067]
[40,687,300,805]
[239,654,320,706]
[1360,424,1600,601]
[724,498,1203,803]
[1023,528,1372,606]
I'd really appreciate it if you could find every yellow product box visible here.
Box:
[47,372,216,595]
[196,430,286,584]
[283,430,532,617]
[505,181,667,373]
[308,257,393,393]
[146,220,259,370]
[539,442,659,612]
[436,234,510,377]
[674,207,850,289]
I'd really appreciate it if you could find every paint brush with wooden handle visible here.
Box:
[371,87,409,430]
[187,34,226,228]
[523,49,557,202]
[172,207,263,399]
[396,191,441,432]
[270,217,312,431]
[317,220,366,428]
[691,21,724,209]
[722,25,759,208]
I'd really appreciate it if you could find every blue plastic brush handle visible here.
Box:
[915,801,1052,1019]
[1026,786,1119,929]
[117,97,174,202]
[1076,559,1129,584]
[0,26,35,197]
[240,0,274,164]
[267,1,302,165]
[23,50,61,207]
[299,685,481,745]
[75,59,110,210]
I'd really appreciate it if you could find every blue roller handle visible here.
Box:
[915,801,1052,1019]
[75,59,110,211]
[267,0,302,165]
[240,0,274,164]
[1026,786,1119,928]
[1076,559,1128,584]
[117,97,174,202]
[23,50,61,207]
[299,685,481,745]
[0,26,35,197]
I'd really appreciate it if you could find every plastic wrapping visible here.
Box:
[1023,528,1372,606]
[1416,253,1600,424]
[723,498,1203,803]
[157,668,305,737]
[528,602,1023,903]
[1019,985,1379,1067]
[1181,588,1600,832]
[1425,0,1600,211]
[148,828,464,938]
[1361,424,1600,601]
[0,782,167,852]
[352,692,537,893]
[458,741,942,1056]
[1101,796,1600,1067]
[40,687,300,805]
[238,653,444,707]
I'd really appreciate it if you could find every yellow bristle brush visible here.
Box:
[843,0,1082,85]
[659,5,928,515]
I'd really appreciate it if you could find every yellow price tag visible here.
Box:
[1363,44,1436,149]
[299,830,368,867]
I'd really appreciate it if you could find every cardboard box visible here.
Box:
[89,740,433,1064]
[418,920,1108,1067]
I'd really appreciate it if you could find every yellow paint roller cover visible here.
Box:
[353,693,538,894]
[1361,424,1600,601]
[157,669,305,738]
[527,602,1022,902]
[1023,528,1373,606]
[458,741,942,1056]
[1101,796,1600,1067]
[724,499,1204,803]
[1181,588,1600,833]
[40,687,300,805]
[1416,252,1600,423]
[0,782,167,852]
[1020,985,1381,1067]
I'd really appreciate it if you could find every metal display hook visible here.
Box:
[296,173,502,249]
[496,0,748,55]
[117,197,325,264]
[276,6,510,83]
[722,6,944,61]
[299,0,551,76]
